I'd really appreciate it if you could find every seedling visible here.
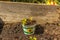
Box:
[21,17,36,26]
[29,36,37,40]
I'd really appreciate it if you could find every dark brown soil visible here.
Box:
[0,22,60,40]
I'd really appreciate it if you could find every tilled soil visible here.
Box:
[0,22,60,40]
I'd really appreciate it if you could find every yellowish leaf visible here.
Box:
[30,17,33,21]
[33,37,37,40]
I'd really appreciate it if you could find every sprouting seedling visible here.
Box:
[33,37,37,40]
[29,36,33,40]
[22,18,27,25]
[21,17,34,25]
[29,36,37,40]
[24,18,27,22]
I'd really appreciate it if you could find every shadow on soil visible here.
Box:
[0,18,4,34]
[35,24,44,34]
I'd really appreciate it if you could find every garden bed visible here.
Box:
[0,1,60,40]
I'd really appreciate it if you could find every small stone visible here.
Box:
[45,29,49,33]
[54,38,58,40]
